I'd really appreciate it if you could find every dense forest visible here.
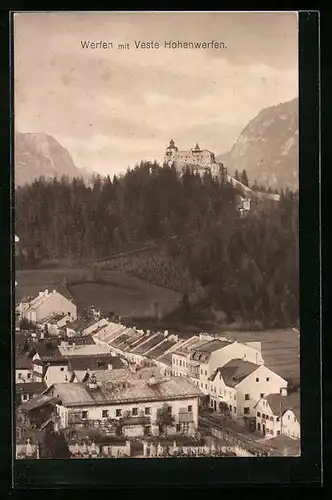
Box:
[15,162,299,329]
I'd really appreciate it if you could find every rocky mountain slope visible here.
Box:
[15,132,94,186]
[217,98,298,191]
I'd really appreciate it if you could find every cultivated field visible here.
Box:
[16,268,182,319]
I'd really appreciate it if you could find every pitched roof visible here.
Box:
[66,318,97,332]
[34,342,63,361]
[145,339,177,359]
[264,393,301,421]
[190,339,233,363]
[16,381,47,395]
[216,359,259,388]
[130,333,165,355]
[172,337,208,356]
[157,352,173,367]
[47,376,202,407]
[58,343,111,357]
[18,394,59,412]
[93,322,127,343]
[16,354,33,370]
[68,355,124,372]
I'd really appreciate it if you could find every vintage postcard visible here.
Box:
[13,11,301,462]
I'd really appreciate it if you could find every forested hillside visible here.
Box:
[15,162,299,329]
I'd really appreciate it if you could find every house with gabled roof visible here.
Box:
[254,392,300,440]
[208,358,288,420]
[16,289,77,324]
[187,337,264,395]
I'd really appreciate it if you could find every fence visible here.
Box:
[210,427,267,457]
[142,440,236,457]
[69,440,131,458]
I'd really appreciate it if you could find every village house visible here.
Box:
[208,359,288,420]
[16,289,77,324]
[43,370,202,439]
[30,338,122,387]
[254,392,301,440]
[188,338,264,395]
[16,354,33,383]
[66,317,109,337]
[171,335,214,380]
[16,381,47,406]
[92,321,129,346]
[43,312,73,336]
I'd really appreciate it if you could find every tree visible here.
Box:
[40,428,71,459]
[156,404,174,436]
[241,170,249,187]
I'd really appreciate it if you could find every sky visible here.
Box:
[14,11,298,176]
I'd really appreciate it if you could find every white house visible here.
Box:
[171,335,212,381]
[43,313,73,336]
[44,373,203,437]
[17,290,77,324]
[208,359,288,420]
[254,392,301,439]
[16,355,33,383]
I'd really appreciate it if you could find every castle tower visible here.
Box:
[164,139,178,166]
[193,142,201,152]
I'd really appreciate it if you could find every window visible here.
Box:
[81,410,88,419]
[167,406,172,414]
[116,409,122,417]
[132,407,138,416]
[277,430,281,436]
[27,373,31,379]
[180,360,182,366]
[224,390,226,396]
[244,407,250,415]
[256,377,259,382]
[229,405,232,412]
[262,413,265,419]
[205,370,207,376]
[205,384,207,390]
[276,417,280,422]
[257,412,261,417]
[22,394,29,401]
[214,387,216,393]
[234,394,236,400]
[260,393,264,398]
[288,415,290,420]
[200,383,203,388]
[200,369,203,375]
[188,405,192,412]
[266,377,270,382]
[60,367,64,372]
[257,423,261,431]
[18,373,22,378]
[145,407,151,415]
[102,410,109,418]
[270,416,273,421]
[234,407,236,413]
[245,394,250,400]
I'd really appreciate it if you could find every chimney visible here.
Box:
[107,364,113,371]
[280,387,288,397]
[146,330,150,336]
[87,373,98,390]
[45,289,49,296]
[164,330,168,337]
[53,289,56,294]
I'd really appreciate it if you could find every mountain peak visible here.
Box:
[15,132,95,186]
[217,98,298,190]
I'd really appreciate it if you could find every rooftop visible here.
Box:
[47,375,202,407]
[94,322,127,343]
[190,339,233,363]
[16,354,33,370]
[157,352,173,367]
[66,318,97,332]
[18,394,59,412]
[145,339,177,360]
[172,337,207,357]
[58,343,111,357]
[212,359,259,387]
[68,355,125,372]
[264,393,301,421]
[34,342,63,361]
[130,333,166,355]
[16,381,47,395]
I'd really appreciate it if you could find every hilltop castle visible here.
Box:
[164,139,224,178]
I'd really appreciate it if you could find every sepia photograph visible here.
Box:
[13,11,300,461]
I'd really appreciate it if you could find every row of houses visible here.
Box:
[15,289,300,443]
